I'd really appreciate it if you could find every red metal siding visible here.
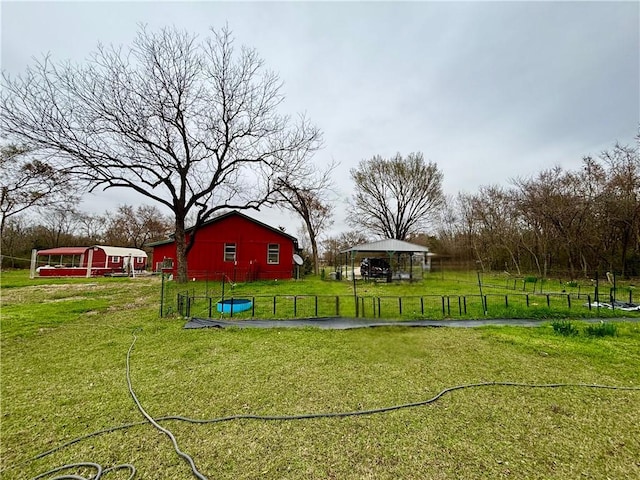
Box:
[151,214,296,281]
[38,267,115,277]
[78,248,120,269]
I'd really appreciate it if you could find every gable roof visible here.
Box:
[341,239,430,254]
[147,210,298,247]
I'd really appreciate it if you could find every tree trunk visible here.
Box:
[174,216,188,283]
[310,235,319,276]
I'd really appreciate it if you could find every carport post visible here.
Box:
[410,253,413,281]
[351,251,358,317]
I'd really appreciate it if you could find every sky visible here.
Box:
[2,1,639,240]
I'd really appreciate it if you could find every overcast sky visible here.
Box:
[2,1,638,239]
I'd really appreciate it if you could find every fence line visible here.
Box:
[171,291,636,320]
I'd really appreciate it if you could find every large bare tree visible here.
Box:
[1,26,322,282]
[348,152,444,240]
[275,161,335,274]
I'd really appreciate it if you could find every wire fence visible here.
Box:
[169,291,638,321]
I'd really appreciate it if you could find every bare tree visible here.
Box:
[599,142,640,277]
[0,144,77,241]
[37,206,83,248]
[320,230,370,267]
[103,204,172,249]
[1,25,322,282]
[275,161,335,274]
[0,215,30,268]
[348,152,444,240]
[75,212,107,244]
[463,186,523,274]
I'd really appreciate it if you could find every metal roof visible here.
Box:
[37,245,148,258]
[93,245,148,258]
[37,246,87,256]
[341,239,430,254]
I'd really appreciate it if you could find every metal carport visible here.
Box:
[340,239,433,281]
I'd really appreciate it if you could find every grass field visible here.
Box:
[1,270,639,479]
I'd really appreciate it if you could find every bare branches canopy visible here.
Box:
[275,160,336,274]
[1,25,323,282]
[0,144,78,238]
[348,152,444,240]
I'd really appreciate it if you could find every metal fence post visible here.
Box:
[160,273,165,317]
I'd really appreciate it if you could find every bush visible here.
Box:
[552,320,580,336]
[585,322,617,337]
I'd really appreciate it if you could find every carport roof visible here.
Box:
[37,247,87,256]
[341,239,430,254]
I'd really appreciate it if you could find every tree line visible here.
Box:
[2,24,638,280]
[2,138,638,280]
[440,141,640,279]
[1,204,172,268]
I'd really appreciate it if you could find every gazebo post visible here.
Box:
[410,253,413,282]
[351,251,358,316]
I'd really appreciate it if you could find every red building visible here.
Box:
[148,211,300,281]
[31,245,148,277]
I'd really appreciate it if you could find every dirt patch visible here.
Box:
[45,295,101,303]
[2,283,102,303]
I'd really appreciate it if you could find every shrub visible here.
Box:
[585,322,617,337]
[551,320,579,336]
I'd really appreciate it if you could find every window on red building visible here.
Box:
[267,244,280,264]
[224,243,237,262]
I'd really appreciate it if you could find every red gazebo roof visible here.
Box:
[37,247,88,256]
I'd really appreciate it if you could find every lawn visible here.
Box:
[1,270,639,479]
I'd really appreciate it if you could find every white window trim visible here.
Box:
[267,243,280,264]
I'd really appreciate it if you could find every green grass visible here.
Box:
[1,270,639,479]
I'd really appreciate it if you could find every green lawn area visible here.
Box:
[1,270,639,479]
